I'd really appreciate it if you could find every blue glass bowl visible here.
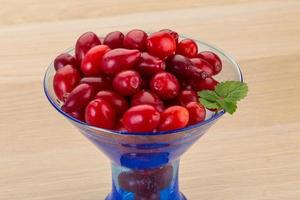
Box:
[44,37,243,200]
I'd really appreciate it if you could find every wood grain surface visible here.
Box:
[0,1,300,199]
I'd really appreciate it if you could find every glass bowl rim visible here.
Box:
[43,36,243,136]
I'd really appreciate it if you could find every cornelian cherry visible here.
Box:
[158,106,189,131]
[135,52,166,78]
[176,39,198,58]
[176,90,198,106]
[191,77,219,91]
[62,83,95,113]
[54,53,78,71]
[124,29,148,51]
[53,65,81,101]
[160,29,179,44]
[103,31,124,49]
[113,70,142,96]
[75,32,101,63]
[186,102,206,125]
[131,90,164,112]
[190,58,214,77]
[80,75,112,92]
[96,90,128,118]
[197,51,222,75]
[85,99,116,129]
[123,105,160,132]
[150,72,180,100]
[81,45,110,76]
[146,32,176,59]
[101,48,141,75]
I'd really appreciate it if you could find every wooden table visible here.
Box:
[1,1,300,199]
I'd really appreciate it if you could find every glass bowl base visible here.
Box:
[105,192,187,200]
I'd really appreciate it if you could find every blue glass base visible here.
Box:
[105,192,187,200]
[104,160,186,200]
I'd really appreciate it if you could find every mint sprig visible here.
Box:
[198,81,248,114]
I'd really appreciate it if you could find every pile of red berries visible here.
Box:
[53,29,222,132]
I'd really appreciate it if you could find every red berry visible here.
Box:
[176,39,198,58]
[54,53,78,71]
[85,98,116,129]
[146,32,176,59]
[186,102,206,125]
[131,90,164,112]
[101,48,141,75]
[135,52,166,78]
[62,83,96,113]
[67,110,85,122]
[191,77,219,91]
[124,29,148,51]
[190,58,214,77]
[159,29,179,44]
[123,105,160,132]
[197,51,222,75]
[181,80,193,90]
[80,75,112,92]
[53,65,81,101]
[158,106,189,131]
[103,31,124,49]
[75,32,101,63]
[96,90,129,118]
[113,70,142,96]
[150,72,180,100]
[81,45,110,76]
[114,120,126,131]
[166,54,207,80]
[176,90,198,106]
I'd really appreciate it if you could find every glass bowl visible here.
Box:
[44,37,243,200]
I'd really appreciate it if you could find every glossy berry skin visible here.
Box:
[160,29,179,44]
[53,65,81,101]
[61,83,95,113]
[124,29,148,51]
[181,80,193,90]
[131,90,164,112]
[166,54,207,80]
[123,105,160,132]
[67,110,85,122]
[135,52,166,77]
[191,77,219,91]
[158,106,189,131]
[197,51,222,75]
[101,48,141,75]
[103,31,124,49]
[75,32,101,63]
[176,39,198,58]
[96,90,129,118]
[190,58,214,77]
[176,90,198,106]
[81,45,110,76]
[150,72,180,100]
[85,98,116,129]
[186,102,206,125]
[146,32,176,59]
[80,75,112,92]
[54,53,78,71]
[113,70,142,96]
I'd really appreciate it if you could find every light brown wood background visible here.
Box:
[0,0,300,199]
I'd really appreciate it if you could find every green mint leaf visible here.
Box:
[198,90,219,101]
[216,99,237,114]
[200,98,221,109]
[215,81,248,102]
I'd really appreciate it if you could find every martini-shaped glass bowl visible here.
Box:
[44,38,243,200]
